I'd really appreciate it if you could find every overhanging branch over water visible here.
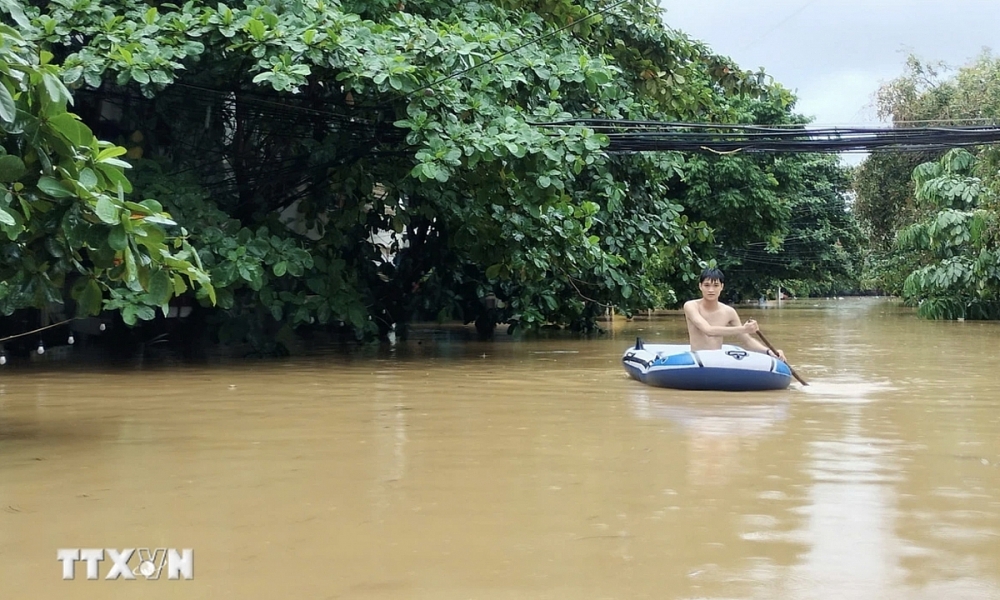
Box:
[533,120,1000,154]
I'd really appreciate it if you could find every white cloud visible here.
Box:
[658,0,1000,126]
[794,69,886,125]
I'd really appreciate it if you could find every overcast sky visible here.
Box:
[658,0,1000,127]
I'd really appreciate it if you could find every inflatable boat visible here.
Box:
[622,338,793,391]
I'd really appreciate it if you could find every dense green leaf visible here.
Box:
[95,197,119,224]
[148,269,172,306]
[108,225,128,250]
[46,113,90,146]
[37,176,74,198]
[76,279,104,316]
[42,72,73,106]
[0,155,27,182]
[0,83,15,124]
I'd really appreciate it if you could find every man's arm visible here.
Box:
[732,309,786,360]
[684,302,756,337]
[737,331,771,353]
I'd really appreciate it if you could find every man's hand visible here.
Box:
[766,348,787,361]
[743,319,759,334]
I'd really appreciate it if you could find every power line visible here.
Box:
[534,119,1000,153]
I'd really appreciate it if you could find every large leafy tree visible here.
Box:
[9,0,771,345]
[721,154,863,299]
[0,5,211,330]
[669,92,862,301]
[898,149,1000,319]
[4,0,860,347]
[854,51,1000,296]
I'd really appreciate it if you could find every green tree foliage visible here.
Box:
[9,0,774,342]
[854,51,1000,295]
[0,5,212,324]
[671,93,863,300]
[854,152,927,251]
[898,149,1000,319]
[4,0,861,345]
[742,155,863,298]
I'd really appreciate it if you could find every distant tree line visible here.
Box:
[854,51,1000,319]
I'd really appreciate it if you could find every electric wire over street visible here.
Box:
[533,119,1000,154]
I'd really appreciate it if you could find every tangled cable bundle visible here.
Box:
[533,119,1000,154]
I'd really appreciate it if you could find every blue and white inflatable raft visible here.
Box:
[622,338,793,391]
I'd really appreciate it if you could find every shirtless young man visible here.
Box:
[683,268,786,361]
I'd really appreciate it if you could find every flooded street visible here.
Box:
[2,297,999,599]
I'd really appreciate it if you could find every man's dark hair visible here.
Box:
[699,268,725,283]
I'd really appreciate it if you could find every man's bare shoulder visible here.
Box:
[721,303,741,321]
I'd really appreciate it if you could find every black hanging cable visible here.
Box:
[533,119,1000,154]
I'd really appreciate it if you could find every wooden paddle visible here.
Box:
[756,331,809,386]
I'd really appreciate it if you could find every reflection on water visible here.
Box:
[1,298,999,599]
[798,376,899,403]
[630,391,789,437]
[630,391,789,487]
[784,402,905,600]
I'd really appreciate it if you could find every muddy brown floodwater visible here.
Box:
[1,297,999,599]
